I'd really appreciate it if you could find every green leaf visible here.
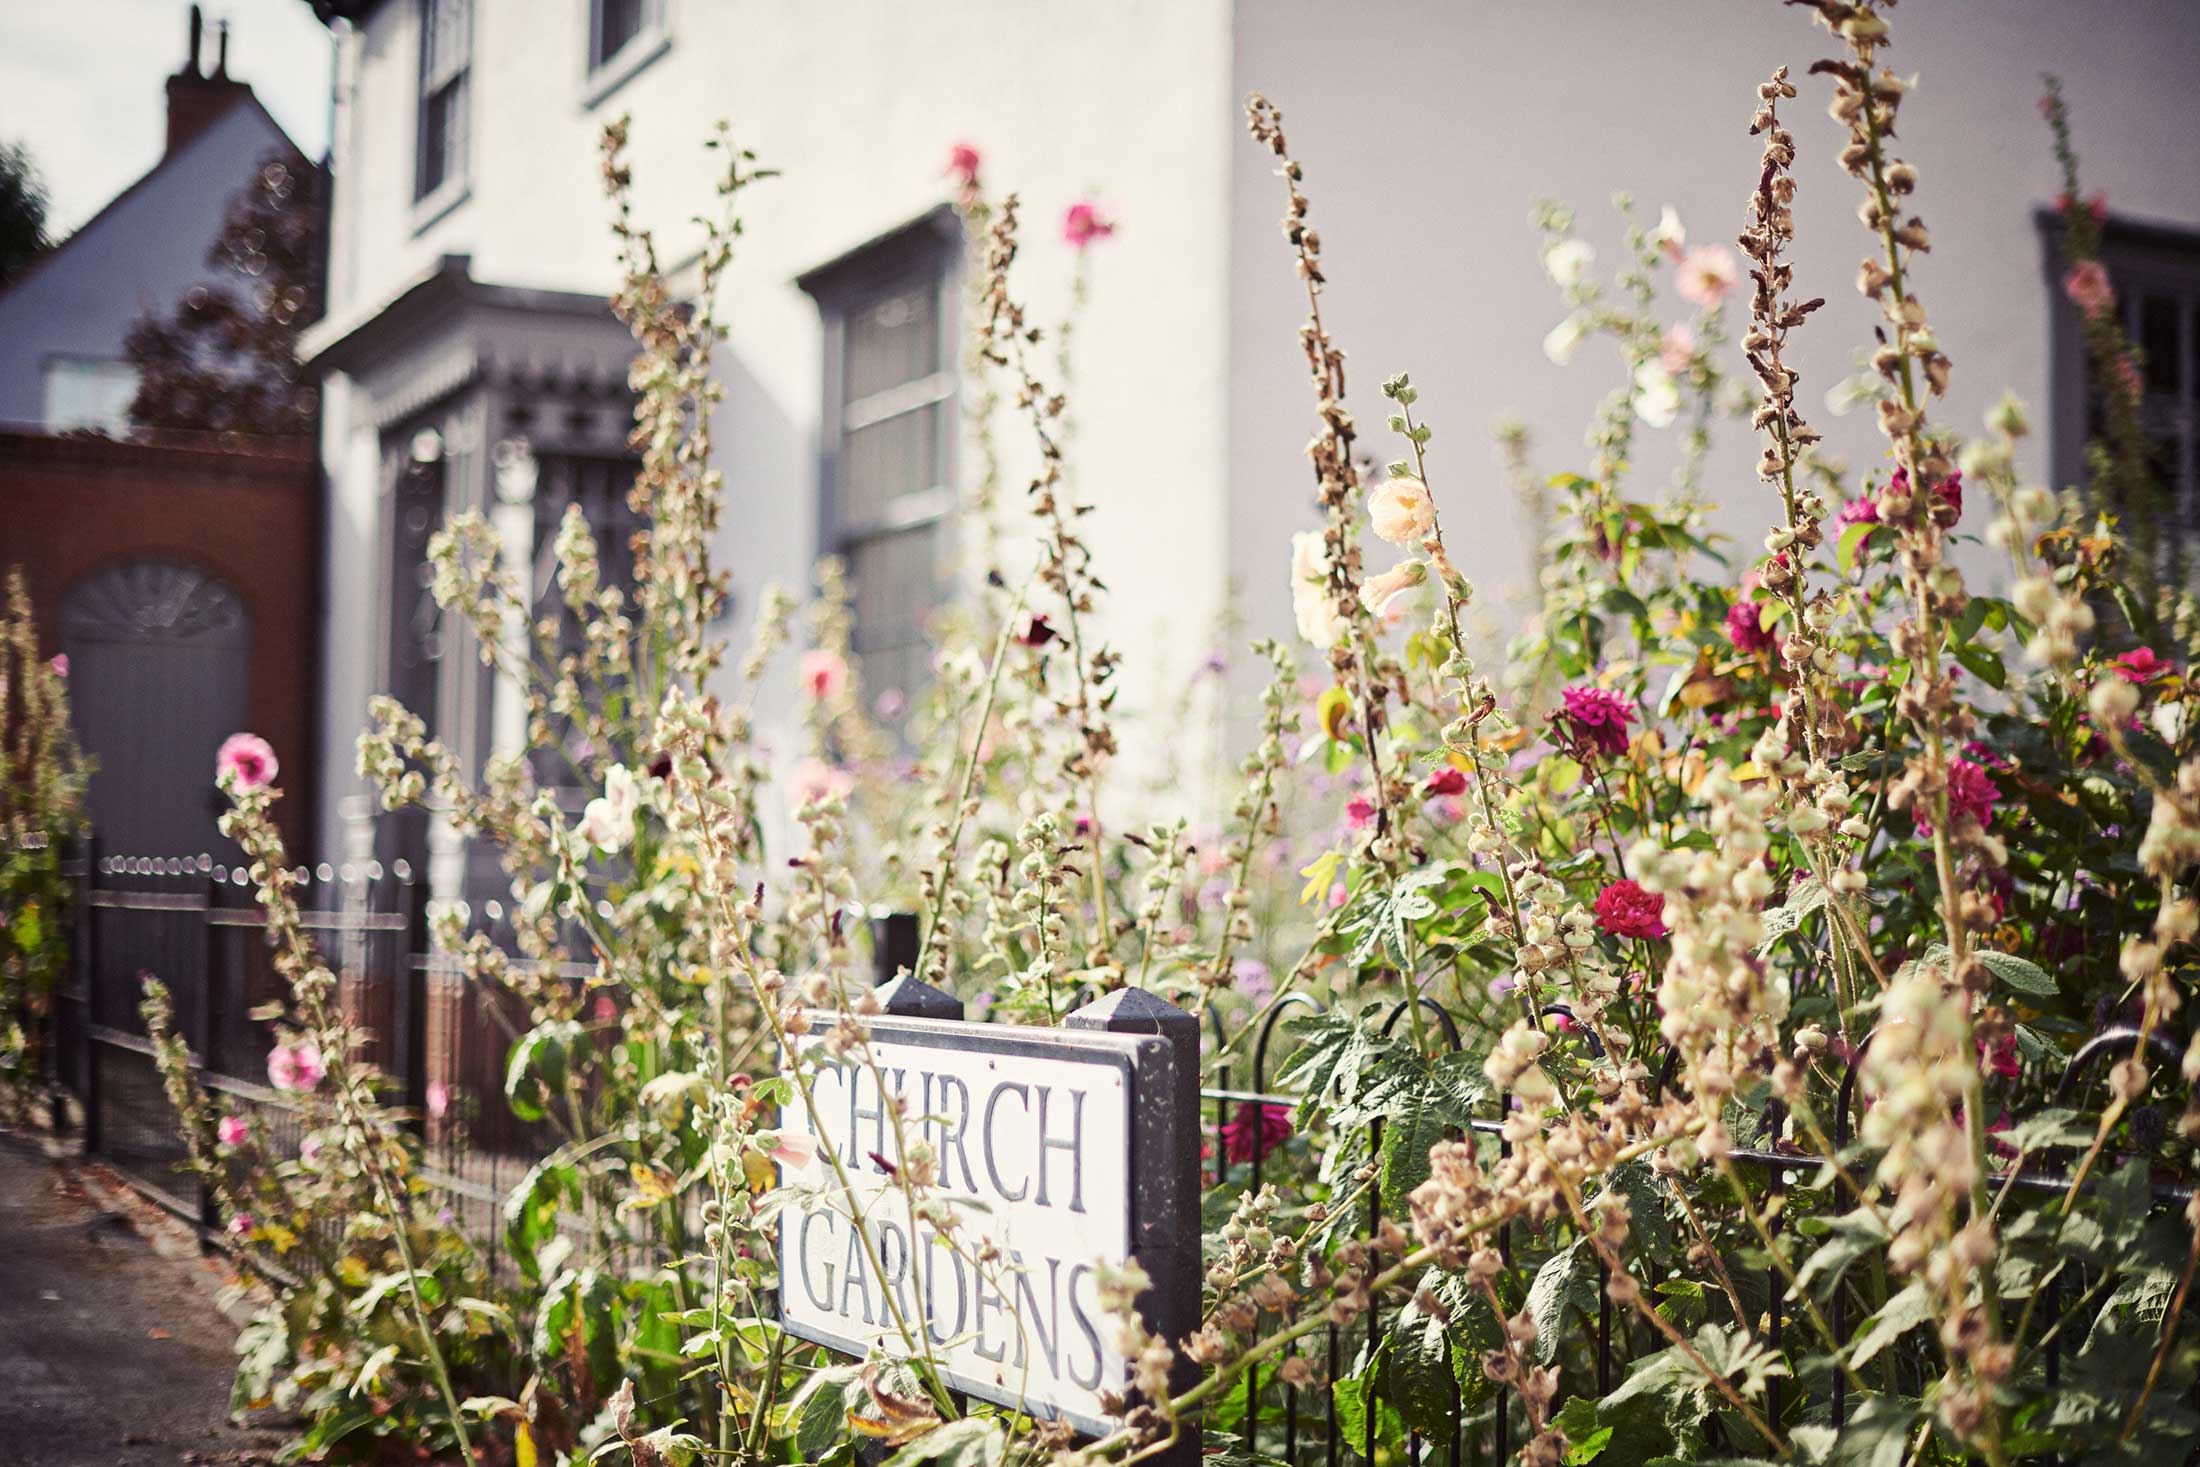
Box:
[1794,1209,1890,1296]
[1951,638,2007,690]
[1380,1096,1450,1217]
[1526,1240,1597,1365]
[1385,1292,1459,1443]
[1836,521,1880,574]
[1848,1281,1932,1369]
[1755,877,1827,956]
[1976,948,2058,997]
[870,1412,978,1466]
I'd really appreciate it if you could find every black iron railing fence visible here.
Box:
[34,836,2199,1463]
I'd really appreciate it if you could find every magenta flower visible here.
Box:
[1557,685,1635,761]
[2114,647,2169,684]
[1221,1102,1294,1166]
[48,653,67,678]
[1345,792,1377,828]
[1916,757,2000,837]
[267,1042,325,1094]
[1978,1033,2021,1080]
[1062,200,1116,250]
[944,142,981,185]
[1726,597,1775,656]
[1836,496,1881,528]
[1424,766,1468,798]
[216,732,279,791]
[1594,879,1669,940]
[216,1115,249,1148]
[227,1213,254,1238]
[2063,259,2115,316]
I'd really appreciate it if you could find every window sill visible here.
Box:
[581,30,670,111]
[410,179,471,238]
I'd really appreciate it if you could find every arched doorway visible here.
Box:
[59,559,252,858]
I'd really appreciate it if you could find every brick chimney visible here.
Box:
[165,5,251,157]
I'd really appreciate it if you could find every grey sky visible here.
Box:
[0,0,333,237]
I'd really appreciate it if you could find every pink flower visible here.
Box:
[426,1080,450,1119]
[1062,200,1116,249]
[1594,879,1669,940]
[1726,597,1775,656]
[789,758,855,810]
[1358,559,1427,617]
[1674,244,1741,308]
[48,653,67,678]
[2055,191,2109,225]
[1367,476,1437,545]
[771,1130,820,1174]
[1836,496,1881,527]
[1917,756,1999,837]
[1345,792,1377,829]
[1658,323,1697,375]
[944,142,981,185]
[1557,684,1635,761]
[2063,259,2115,316]
[266,1042,325,1094]
[216,1115,249,1148]
[216,733,279,791]
[2115,647,2169,683]
[1221,1101,1294,1165]
[227,1213,254,1238]
[800,649,849,703]
[298,1135,323,1166]
[1423,766,1468,798]
[1978,1033,2021,1079]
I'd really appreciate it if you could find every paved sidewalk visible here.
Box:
[0,1131,281,1466]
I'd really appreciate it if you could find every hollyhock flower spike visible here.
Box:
[216,732,279,791]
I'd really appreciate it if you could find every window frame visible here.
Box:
[582,0,671,108]
[413,0,473,217]
[2041,209,2200,530]
[798,206,965,725]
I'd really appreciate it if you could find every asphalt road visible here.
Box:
[0,1133,281,1466]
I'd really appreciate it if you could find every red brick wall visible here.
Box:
[0,429,318,852]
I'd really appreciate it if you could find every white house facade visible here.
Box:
[297,0,2200,887]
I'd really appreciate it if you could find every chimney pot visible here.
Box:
[186,4,203,77]
[215,19,230,78]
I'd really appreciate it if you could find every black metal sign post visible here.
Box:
[776,979,1201,1460]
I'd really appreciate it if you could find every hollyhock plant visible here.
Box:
[1290,529,1347,649]
[217,1114,249,1147]
[1594,878,1668,940]
[216,732,278,791]
[1674,242,1741,307]
[267,1042,325,1094]
[1062,199,1115,248]
[1358,558,1426,616]
[1558,684,1635,761]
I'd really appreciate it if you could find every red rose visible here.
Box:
[1594,878,1668,940]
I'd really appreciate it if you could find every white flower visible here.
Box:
[1290,531,1348,650]
[1366,476,1436,545]
[1359,558,1427,617]
[1631,362,1682,429]
[1541,239,1595,289]
[1543,313,1589,366]
[1652,204,1686,260]
[579,763,639,854]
